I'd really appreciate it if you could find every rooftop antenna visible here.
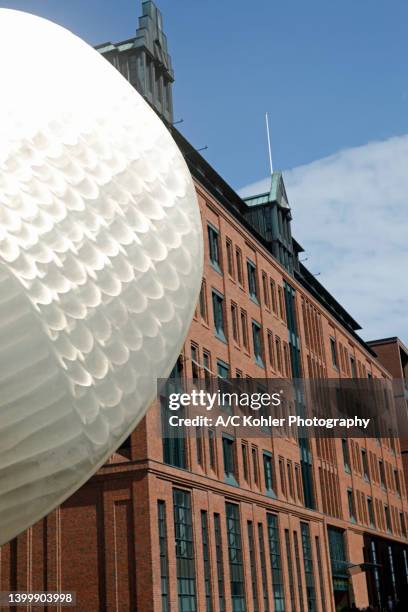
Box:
[265,112,273,175]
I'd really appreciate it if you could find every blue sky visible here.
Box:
[3,0,408,187]
[2,0,408,342]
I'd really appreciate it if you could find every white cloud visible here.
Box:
[239,135,408,344]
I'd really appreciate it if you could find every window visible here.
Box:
[367,497,375,527]
[222,435,236,484]
[203,351,211,387]
[300,523,316,612]
[217,360,229,379]
[267,331,275,368]
[173,489,196,611]
[225,503,246,612]
[314,536,326,612]
[361,449,369,481]
[199,280,208,322]
[252,321,264,367]
[247,522,259,612]
[295,464,304,503]
[275,337,283,372]
[283,343,291,377]
[350,356,357,378]
[240,309,249,350]
[347,489,356,522]
[208,429,216,471]
[263,453,275,496]
[212,291,226,342]
[277,286,286,321]
[266,515,285,612]
[385,505,392,533]
[235,248,243,286]
[285,530,296,612]
[196,427,203,466]
[270,280,278,313]
[247,260,258,302]
[342,439,351,473]
[400,512,407,537]
[257,523,269,612]
[252,447,259,486]
[279,458,286,497]
[158,501,170,612]
[162,397,186,469]
[242,444,249,482]
[208,224,221,272]
[330,337,338,369]
[287,461,295,499]
[226,239,234,278]
[214,514,225,612]
[293,531,305,612]
[201,512,213,612]
[262,272,270,308]
[379,460,386,489]
[394,469,401,496]
[231,302,240,344]
[191,344,200,379]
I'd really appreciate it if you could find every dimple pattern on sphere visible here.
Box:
[0,9,203,545]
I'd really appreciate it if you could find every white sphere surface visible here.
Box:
[0,9,203,545]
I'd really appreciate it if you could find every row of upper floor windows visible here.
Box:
[346,487,407,540]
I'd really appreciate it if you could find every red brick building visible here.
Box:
[1,3,407,611]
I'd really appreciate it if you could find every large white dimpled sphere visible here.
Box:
[0,10,203,545]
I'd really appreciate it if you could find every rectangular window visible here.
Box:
[225,503,246,612]
[262,272,270,309]
[400,512,407,537]
[278,286,286,322]
[217,359,229,379]
[162,397,186,469]
[263,453,275,496]
[191,344,200,380]
[394,469,401,496]
[342,439,351,473]
[294,531,305,612]
[350,356,357,378]
[330,337,338,369]
[208,224,221,272]
[247,522,259,612]
[247,260,259,302]
[212,291,226,342]
[270,279,278,314]
[201,511,213,612]
[257,523,269,612]
[287,461,295,499]
[203,351,211,387]
[242,444,249,482]
[214,514,225,612]
[235,247,243,286]
[196,427,203,466]
[266,514,285,612]
[347,489,356,522]
[158,501,170,612]
[267,331,275,368]
[361,449,369,481]
[252,321,264,367]
[385,505,392,533]
[252,447,259,486]
[295,464,304,503]
[367,497,375,527]
[314,536,326,612]
[199,280,208,322]
[275,337,283,373]
[222,435,236,484]
[240,309,249,350]
[279,458,286,497]
[226,238,234,278]
[208,429,216,471]
[379,460,386,489]
[173,489,196,611]
[285,530,296,612]
[231,302,240,344]
[300,523,316,612]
